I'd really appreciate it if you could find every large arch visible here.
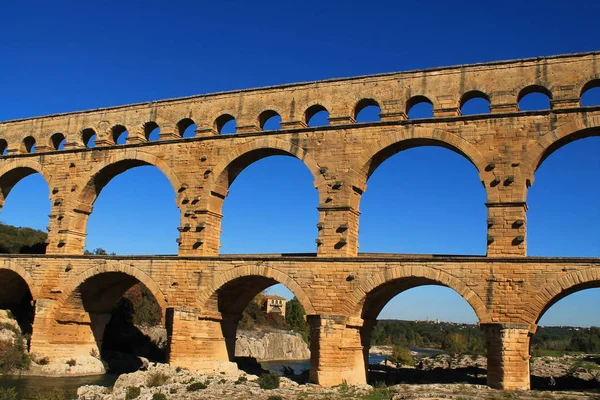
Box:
[208,138,325,200]
[0,159,52,205]
[0,267,36,335]
[72,150,182,243]
[525,121,600,176]
[524,267,600,326]
[357,127,487,183]
[348,266,489,323]
[197,265,315,315]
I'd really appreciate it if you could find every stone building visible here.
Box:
[263,295,286,318]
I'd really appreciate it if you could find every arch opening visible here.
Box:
[460,91,491,115]
[528,134,599,257]
[518,85,552,111]
[215,114,237,134]
[259,110,282,131]
[0,139,7,155]
[581,79,600,107]
[355,99,381,122]
[61,272,166,373]
[0,168,50,254]
[206,276,311,377]
[112,125,128,145]
[144,122,160,142]
[305,105,330,127]
[84,164,179,255]
[22,136,36,153]
[406,96,434,119]
[220,154,318,254]
[530,285,600,390]
[0,269,34,336]
[360,144,486,255]
[176,118,196,138]
[359,278,483,385]
[50,133,66,150]
[82,128,97,148]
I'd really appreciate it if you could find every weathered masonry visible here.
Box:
[0,51,599,390]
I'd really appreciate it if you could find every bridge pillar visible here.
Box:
[485,202,527,257]
[167,307,235,372]
[177,210,222,256]
[307,315,366,386]
[30,299,110,359]
[316,207,359,257]
[482,323,531,390]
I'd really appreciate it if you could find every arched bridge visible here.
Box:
[0,51,599,390]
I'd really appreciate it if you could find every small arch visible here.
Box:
[406,95,434,119]
[259,110,281,130]
[215,114,237,134]
[50,133,66,150]
[177,118,196,138]
[22,136,36,153]
[354,98,381,122]
[518,85,552,111]
[82,128,97,148]
[460,90,491,115]
[305,104,330,127]
[111,125,128,145]
[144,121,160,141]
[0,139,7,155]
[581,79,600,107]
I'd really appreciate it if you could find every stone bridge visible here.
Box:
[0,51,599,390]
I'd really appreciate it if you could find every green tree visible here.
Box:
[388,345,414,367]
[285,297,310,343]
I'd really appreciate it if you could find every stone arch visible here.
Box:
[197,264,315,315]
[56,263,167,312]
[0,265,37,300]
[353,98,381,121]
[0,159,52,208]
[76,149,182,207]
[348,265,490,323]
[524,267,600,326]
[523,116,600,177]
[357,126,487,185]
[208,138,326,200]
[575,75,600,98]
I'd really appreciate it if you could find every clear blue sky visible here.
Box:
[0,1,598,327]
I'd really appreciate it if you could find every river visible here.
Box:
[0,349,441,398]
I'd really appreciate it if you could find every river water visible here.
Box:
[0,349,440,398]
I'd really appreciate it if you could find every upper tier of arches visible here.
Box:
[0,53,598,154]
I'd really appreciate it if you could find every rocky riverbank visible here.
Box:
[75,362,600,400]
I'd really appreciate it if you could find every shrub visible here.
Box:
[234,375,248,385]
[37,356,50,365]
[169,388,177,394]
[186,382,207,391]
[147,371,169,387]
[34,388,65,400]
[66,359,76,367]
[219,378,227,384]
[267,396,283,400]
[125,387,141,400]
[257,373,280,390]
[0,339,30,373]
[152,393,167,400]
[0,388,18,400]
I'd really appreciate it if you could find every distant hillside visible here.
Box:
[0,223,47,254]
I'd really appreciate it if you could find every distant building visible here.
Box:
[263,295,286,318]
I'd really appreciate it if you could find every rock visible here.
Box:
[28,355,106,376]
[235,329,310,361]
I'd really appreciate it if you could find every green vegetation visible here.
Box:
[186,381,207,391]
[234,375,248,385]
[388,345,414,366]
[531,326,600,355]
[0,223,47,254]
[125,387,141,400]
[152,393,167,400]
[239,293,311,344]
[0,388,18,400]
[267,396,283,400]
[257,372,281,389]
[147,371,170,387]
[0,330,30,373]
[34,388,65,400]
